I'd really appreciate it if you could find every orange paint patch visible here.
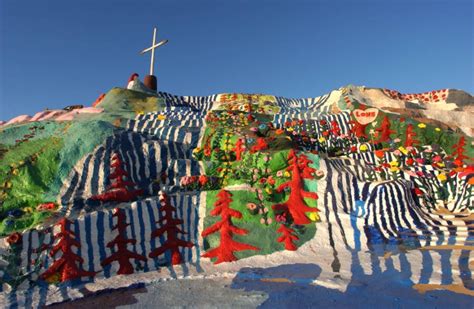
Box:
[414,284,474,297]
[421,245,474,251]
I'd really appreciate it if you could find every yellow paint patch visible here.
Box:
[414,284,474,297]
[260,278,293,283]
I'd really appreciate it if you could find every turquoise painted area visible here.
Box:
[304,152,320,193]
[44,118,116,201]
[0,121,66,146]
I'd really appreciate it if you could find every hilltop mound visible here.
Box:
[0,86,472,307]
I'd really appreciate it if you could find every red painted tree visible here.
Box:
[349,119,368,138]
[349,105,368,138]
[101,208,147,274]
[275,150,319,225]
[452,136,468,167]
[201,190,259,264]
[330,120,341,137]
[233,138,245,161]
[40,218,95,282]
[91,153,143,202]
[149,191,194,265]
[376,116,395,143]
[250,137,268,153]
[276,224,299,251]
[404,124,419,147]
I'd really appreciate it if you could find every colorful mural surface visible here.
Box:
[0,86,473,307]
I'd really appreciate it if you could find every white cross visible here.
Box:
[140,27,168,76]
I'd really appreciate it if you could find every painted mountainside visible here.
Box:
[0,85,473,307]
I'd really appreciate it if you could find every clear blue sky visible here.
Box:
[0,0,472,120]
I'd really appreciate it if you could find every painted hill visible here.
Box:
[0,85,473,307]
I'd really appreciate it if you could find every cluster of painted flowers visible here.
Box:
[205,110,251,129]
[280,118,357,155]
[179,175,220,191]
[246,196,272,226]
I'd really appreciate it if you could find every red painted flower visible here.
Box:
[375,150,385,159]
[415,158,424,165]
[413,187,423,196]
[406,158,414,166]
[6,232,22,246]
[199,175,208,186]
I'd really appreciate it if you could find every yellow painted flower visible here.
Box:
[398,146,408,155]
[389,160,399,167]
[417,123,426,129]
[137,111,144,115]
[308,212,320,222]
[45,272,61,284]
[265,187,273,194]
[318,137,326,143]
[287,127,294,132]
[283,171,291,178]
[437,162,445,167]
[24,207,33,213]
[390,166,400,172]
[192,147,201,153]
[437,173,447,182]
[435,127,441,132]
[157,114,167,121]
[359,144,368,152]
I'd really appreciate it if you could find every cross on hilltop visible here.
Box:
[140,27,168,91]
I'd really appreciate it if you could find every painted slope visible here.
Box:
[0,86,473,307]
